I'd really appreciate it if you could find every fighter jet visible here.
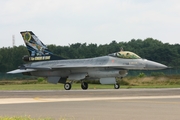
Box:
[7,31,167,90]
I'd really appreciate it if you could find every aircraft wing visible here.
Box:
[53,64,135,69]
[7,64,135,74]
[7,69,36,74]
[24,66,52,70]
[23,64,135,70]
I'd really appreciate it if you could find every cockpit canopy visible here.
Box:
[109,51,141,59]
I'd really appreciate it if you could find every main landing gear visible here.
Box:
[64,83,71,90]
[81,82,88,90]
[64,81,88,90]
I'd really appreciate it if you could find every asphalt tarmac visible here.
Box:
[0,88,180,120]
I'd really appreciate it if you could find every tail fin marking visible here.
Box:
[21,31,64,62]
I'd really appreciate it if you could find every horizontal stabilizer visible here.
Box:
[25,66,52,70]
[7,69,36,74]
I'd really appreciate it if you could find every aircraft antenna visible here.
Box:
[12,35,15,47]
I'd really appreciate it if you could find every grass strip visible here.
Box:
[0,116,71,120]
[0,116,52,120]
[0,83,180,90]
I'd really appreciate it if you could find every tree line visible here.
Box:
[0,38,180,73]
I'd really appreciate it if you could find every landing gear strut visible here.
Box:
[64,83,71,90]
[81,82,88,90]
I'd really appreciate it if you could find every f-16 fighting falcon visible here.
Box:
[7,31,167,90]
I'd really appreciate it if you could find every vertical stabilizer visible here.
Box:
[21,31,64,62]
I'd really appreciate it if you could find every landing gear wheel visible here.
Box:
[64,83,71,90]
[114,83,120,89]
[81,82,88,90]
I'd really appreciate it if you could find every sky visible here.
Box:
[0,0,180,48]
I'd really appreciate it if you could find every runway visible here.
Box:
[0,88,180,120]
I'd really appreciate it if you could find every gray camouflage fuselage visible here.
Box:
[24,55,167,80]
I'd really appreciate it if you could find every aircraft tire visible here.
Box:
[64,83,71,90]
[81,82,88,90]
[114,83,120,89]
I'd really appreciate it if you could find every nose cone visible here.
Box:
[145,60,167,70]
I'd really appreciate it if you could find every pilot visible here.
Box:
[120,47,123,51]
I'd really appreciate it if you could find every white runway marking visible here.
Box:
[0,96,180,104]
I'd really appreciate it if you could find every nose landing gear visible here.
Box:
[114,83,120,89]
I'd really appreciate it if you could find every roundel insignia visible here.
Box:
[24,32,31,41]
